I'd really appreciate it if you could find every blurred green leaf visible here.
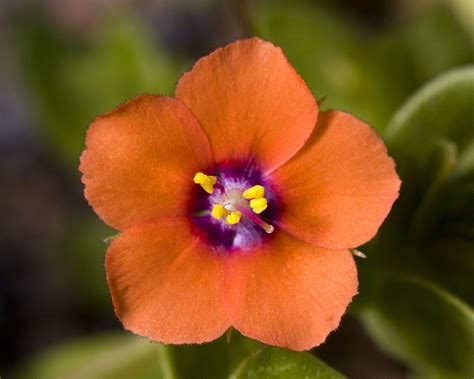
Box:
[356,66,474,307]
[163,330,260,379]
[251,1,473,130]
[408,139,458,241]
[360,276,474,378]
[383,66,474,241]
[230,346,345,379]
[62,217,113,309]
[15,332,343,379]
[385,66,474,179]
[13,10,182,167]
[15,333,163,379]
[449,0,474,35]
[251,2,376,123]
[402,3,474,82]
[359,66,474,370]
[429,238,474,306]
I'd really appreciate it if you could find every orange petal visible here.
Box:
[272,111,401,249]
[224,231,358,351]
[80,95,214,230]
[175,38,318,173]
[106,218,230,344]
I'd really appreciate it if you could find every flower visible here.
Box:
[80,38,400,351]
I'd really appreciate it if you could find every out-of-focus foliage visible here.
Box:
[162,331,260,379]
[441,0,474,37]
[15,332,345,379]
[15,333,162,379]
[386,67,473,180]
[362,276,473,379]
[13,9,182,168]
[386,67,474,248]
[230,346,345,379]
[356,67,474,378]
[62,218,114,309]
[251,0,473,130]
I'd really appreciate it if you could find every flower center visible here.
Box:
[190,164,279,251]
[194,173,274,234]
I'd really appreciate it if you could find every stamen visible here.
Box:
[249,198,268,214]
[193,172,217,194]
[193,173,273,233]
[211,204,228,219]
[225,211,242,225]
[235,205,274,234]
[243,185,265,199]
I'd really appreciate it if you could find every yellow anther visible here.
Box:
[193,172,217,194]
[211,204,228,219]
[243,185,265,199]
[250,197,268,214]
[225,211,242,225]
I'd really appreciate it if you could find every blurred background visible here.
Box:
[1,0,473,378]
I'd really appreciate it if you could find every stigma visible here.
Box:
[194,172,274,234]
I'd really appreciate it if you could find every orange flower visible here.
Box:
[80,38,400,351]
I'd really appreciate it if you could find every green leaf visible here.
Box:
[162,330,261,379]
[385,66,474,179]
[15,333,164,379]
[402,3,474,82]
[449,0,474,35]
[382,66,474,242]
[61,217,114,309]
[251,1,473,131]
[15,332,342,379]
[407,139,458,240]
[430,238,474,306]
[230,346,345,379]
[360,276,474,378]
[251,2,377,123]
[14,331,259,379]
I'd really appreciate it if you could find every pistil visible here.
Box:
[194,171,275,234]
[234,205,274,234]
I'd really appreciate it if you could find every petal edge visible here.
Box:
[176,37,318,173]
[106,218,230,344]
[80,95,214,230]
[272,111,401,249]
[224,231,358,351]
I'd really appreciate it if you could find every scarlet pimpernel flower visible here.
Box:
[80,38,400,351]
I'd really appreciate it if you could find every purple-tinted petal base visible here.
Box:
[190,161,280,253]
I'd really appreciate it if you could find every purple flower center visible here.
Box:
[191,162,279,252]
